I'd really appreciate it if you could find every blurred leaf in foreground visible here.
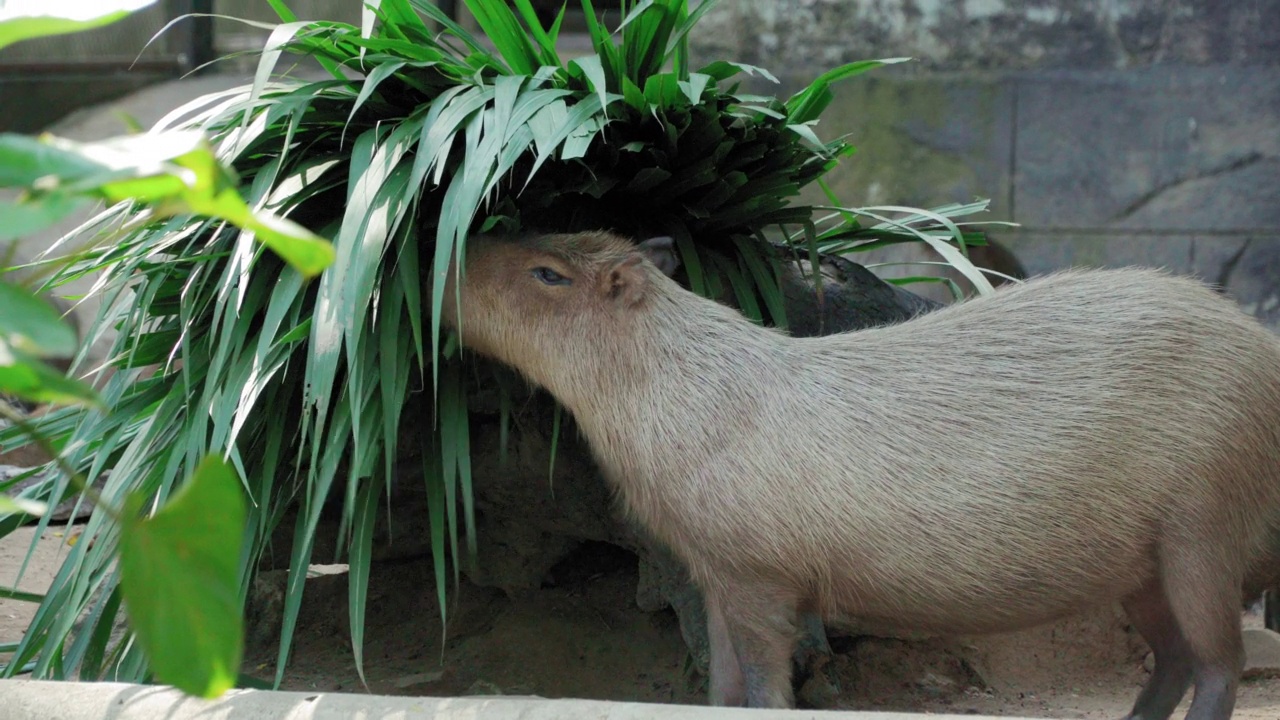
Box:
[0,131,335,277]
[118,456,247,698]
[0,281,77,357]
[0,495,49,517]
[0,281,99,407]
[0,347,100,407]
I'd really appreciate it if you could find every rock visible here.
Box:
[0,465,108,524]
[463,679,504,696]
[917,669,959,698]
[1012,70,1280,233]
[796,662,841,709]
[393,671,444,689]
[844,637,984,705]
[690,0,1280,73]
[1243,627,1280,678]
[0,440,53,469]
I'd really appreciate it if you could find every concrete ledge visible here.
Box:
[1,679,1051,720]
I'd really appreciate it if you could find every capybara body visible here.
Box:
[443,231,1280,720]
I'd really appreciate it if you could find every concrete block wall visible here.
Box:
[692,0,1280,325]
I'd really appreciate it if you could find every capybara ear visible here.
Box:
[604,256,649,307]
[637,236,680,277]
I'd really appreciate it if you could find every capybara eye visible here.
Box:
[532,267,571,286]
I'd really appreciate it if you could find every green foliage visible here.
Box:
[0,278,77,359]
[0,125,336,407]
[0,495,47,517]
[0,3,340,697]
[0,281,97,407]
[119,457,246,698]
[0,131,334,275]
[2,0,1003,692]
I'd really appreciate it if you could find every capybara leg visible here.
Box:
[1121,582,1193,720]
[793,612,831,663]
[716,589,799,708]
[738,628,797,708]
[707,597,745,706]
[1161,547,1244,720]
[792,611,840,707]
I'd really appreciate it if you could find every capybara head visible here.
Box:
[441,231,680,384]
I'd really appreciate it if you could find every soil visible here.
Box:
[4,528,1280,718]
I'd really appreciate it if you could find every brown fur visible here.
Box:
[442,231,1280,720]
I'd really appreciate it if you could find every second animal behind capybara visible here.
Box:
[441,231,1280,720]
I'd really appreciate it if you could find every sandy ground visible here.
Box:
[3,526,1280,719]
[1,526,78,665]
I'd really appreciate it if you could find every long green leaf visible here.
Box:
[786,57,910,124]
[462,0,538,75]
[348,474,379,687]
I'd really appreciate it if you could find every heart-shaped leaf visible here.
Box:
[119,456,247,698]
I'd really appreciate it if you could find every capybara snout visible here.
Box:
[446,231,1280,720]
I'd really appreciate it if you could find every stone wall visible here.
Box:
[692,0,1280,324]
[693,0,1280,72]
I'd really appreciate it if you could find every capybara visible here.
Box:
[441,231,1280,720]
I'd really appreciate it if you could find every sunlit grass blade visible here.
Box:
[348,477,379,687]
[548,402,563,492]
[850,204,995,295]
